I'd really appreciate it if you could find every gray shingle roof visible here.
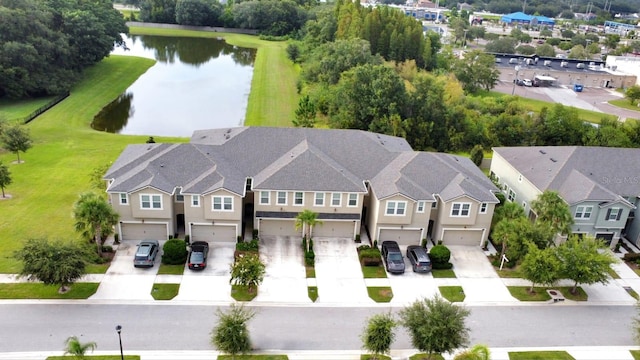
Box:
[493,146,640,204]
[106,127,497,202]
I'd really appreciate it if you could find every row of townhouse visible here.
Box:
[104,127,499,247]
[490,146,640,247]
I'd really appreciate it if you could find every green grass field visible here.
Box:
[0,28,297,273]
[0,283,99,299]
[610,98,640,112]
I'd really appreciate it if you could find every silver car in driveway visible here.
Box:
[134,240,160,268]
[381,241,405,274]
[406,245,432,273]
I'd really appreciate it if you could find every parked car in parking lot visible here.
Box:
[188,241,209,270]
[381,241,405,274]
[134,240,159,268]
[406,245,432,273]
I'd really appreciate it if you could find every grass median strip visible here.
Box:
[0,283,99,299]
[308,286,318,302]
[431,269,456,278]
[439,286,465,302]
[509,351,575,360]
[367,286,393,302]
[507,286,588,301]
[157,263,185,275]
[48,356,140,360]
[151,283,179,300]
[362,264,387,278]
[232,285,257,301]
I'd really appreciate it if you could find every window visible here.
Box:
[213,196,233,211]
[260,191,270,205]
[606,208,622,221]
[348,193,358,207]
[140,194,162,209]
[432,201,437,209]
[315,192,325,206]
[119,193,128,205]
[451,202,471,217]
[480,203,488,214]
[575,205,593,219]
[294,192,304,206]
[417,201,425,213]
[507,188,516,202]
[277,191,287,205]
[386,201,406,216]
[332,193,341,207]
[191,195,200,207]
[175,194,184,202]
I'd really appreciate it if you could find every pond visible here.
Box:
[91,34,256,137]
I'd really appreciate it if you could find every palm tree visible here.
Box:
[64,336,97,359]
[73,192,119,256]
[295,209,322,251]
[531,190,573,244]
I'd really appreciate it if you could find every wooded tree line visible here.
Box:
[0,0,127,99]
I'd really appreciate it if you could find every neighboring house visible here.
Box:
[105,127,499,246]
[491,146,639,247]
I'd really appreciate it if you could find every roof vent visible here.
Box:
[226,129,231,134]
[160,163,164,167]
[539,150,546,154]
[550,158,557,162]
[225,134,230,140]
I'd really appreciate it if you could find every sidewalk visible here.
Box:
[1,346,639,360]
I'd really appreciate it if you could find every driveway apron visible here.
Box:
[313,238,370,304]
[387,247,439,305]
[90,241,157,300]
[175,242,234,301]
[255,236,310,303]
[448,246,516,303]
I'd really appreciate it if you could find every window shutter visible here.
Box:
[606,209,611,220]
[617,210,622,221]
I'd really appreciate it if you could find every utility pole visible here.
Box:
[522,0,527,13]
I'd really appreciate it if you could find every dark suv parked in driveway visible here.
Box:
[406,245,432,273]
[381,241,405,274]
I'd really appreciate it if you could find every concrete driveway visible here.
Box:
[448,245,516,303]
[385,245,439,305]
[175,242,234,301]
[255,236,310,303]
[90,240,161,300]
[313,238,370,303]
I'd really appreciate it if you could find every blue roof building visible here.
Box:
[501,12,555,27]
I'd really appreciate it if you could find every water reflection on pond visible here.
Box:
[91,34,256,137]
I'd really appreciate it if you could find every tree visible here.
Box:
[484,38,518,53]
[604,34,621,50]
[175,0,220,26]
[520,244,561,293]
[454,344,491,360]
[453,50,500,93]
[536,43,556,57]
[361,312,396,359]
[211,304,255,359]
[64,336,97,359]
[90,163,111,194]
[230,253,265,294]
[0,125,32,163]
[469,145,484,167]
[0,161,11,198]
[530,190,573,243]
[568,45,590,60]
[293,95,317,128]
[516,44,536,55]
[14,238,88,292]
[399,295,470,359]
[491,217,533,264]
[556,235,618,294]
[73,192,120,256]
[295,209,323,249]
[626,85,640,105]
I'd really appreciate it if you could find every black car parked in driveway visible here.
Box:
[188,241,209,270]
[381,241,405,274]
[406,245,432,273]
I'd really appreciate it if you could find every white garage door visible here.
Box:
[191,225,236,242]
[313,221,354,238]
[379,229,421,246]
[443,230,482,246]
[121,223,167,241]
[260,220,297,236]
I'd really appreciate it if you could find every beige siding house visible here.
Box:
[105,127,499,247]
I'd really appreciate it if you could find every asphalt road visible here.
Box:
[0,303,635,352]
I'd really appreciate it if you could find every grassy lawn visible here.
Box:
[48,356,140,360]
[0,283,99,299]
[439,286,465,302]
[509,351,575,359]
[495,266,524,278]
[0,96,56,122]
[308,286,318,302]
[367,286,393,302]
[609,98,640,112]
[409,354,445,360]
[151,283,179,300]
[362,264,388,278]
[607,266,621,279]
[558,287,588,301]
[85,262,111,274]
[361,355,391,360]
[157,263,185,275]
[305,265,316,278]
[508,286,588,301]
[631,350,640,360]
[0,27,296,273]
[231,285,258,301]
[218,356,288,360]
[431,269,456,278]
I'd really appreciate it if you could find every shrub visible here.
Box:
[308,239,314,252]
[302,236,307,251]
[373,240,378,248]
[358,247,381,260]
[162,239,188,265]
[358,244,372,252]
[237,236,243,243]
[184,234,190,244]
[252,229,259,240]
[355,234,361,243]
[102,245,113,253]
[432,262,454,270]
[305,250,315,266]
[114,233,119,244]
[429,245,451,265]
[421,238,429,248]
[236,239,259,252]
[623,253,640,262]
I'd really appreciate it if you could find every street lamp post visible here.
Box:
[511,65,521,95]
[116,325,124,360]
